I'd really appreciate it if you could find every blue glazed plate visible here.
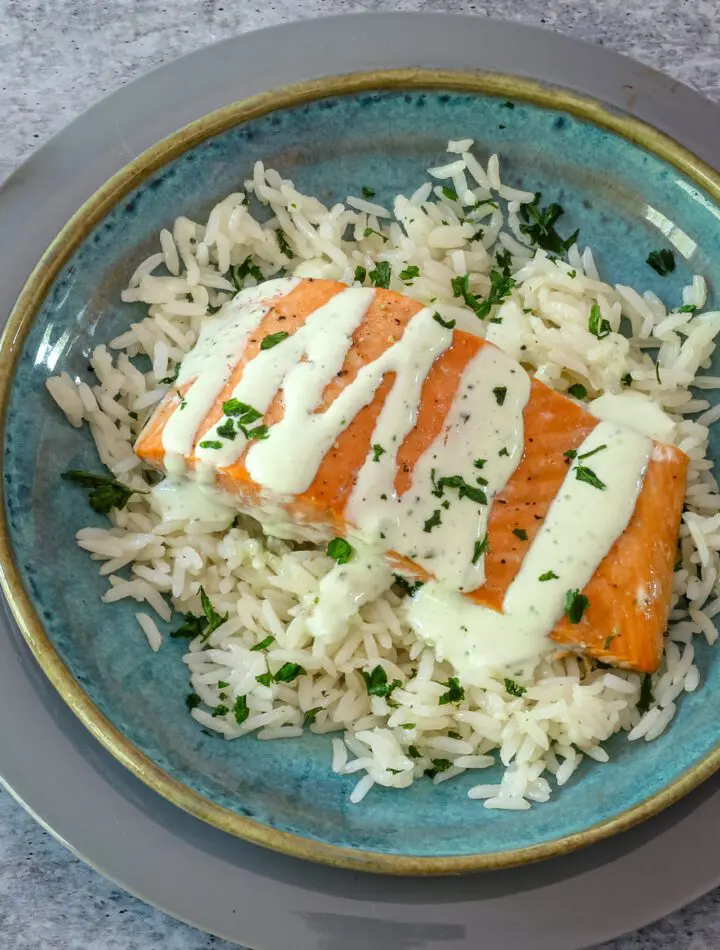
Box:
[3,72,720,874]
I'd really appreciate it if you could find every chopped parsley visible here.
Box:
[423,509,443,532]
[493,386,508,406]
[246,425,269,441]
[128,410,139,420]
[400,723,416,730]
[222,399,262,422]
[393,574,425,597]
[159,367,179,385]
[439,677,465,705]
[578,443,607,461]
[362,665,401,699]
[186,692,201,711]
[199,440,223,450]
[518,193,579,255]
[372,443,386,462]
[637,674,655,714]
[250,635,274,651]
[679,304,697,314]
[255,672,273,687]
[512,527,528,541]
[399,264,420,282]
[354,265,367,283]
[588,303,611,339]
[472,534,489,563]
[474,458,486,469]
[363,226,388,242]
[503,678,526,698]
[327,537,353,564]
[260,330,290,350]
[229,255,264,292]
[276,229,293,258]
[368,261,392,288]
[433,311,456,329]
[441,185,458,201]
[432,472,487,505]
[647,248,675,276]
[211,705,229,718]
[425,758,452,779]
[502,100,516,109]
[303,706,322,725]
[408,745,421,759]
[274,662,306,683]
[603,633,617,650]
[61,470,140,515]
[448,731,462,740]
[216,418,236,440]
[575,465,606,490]
[568,269,577,278]
[218,681,229,689]
[171,613,206,639]
[234,695,250,725]
[538,570,559,582]
[495,248,513,276]
[199,586,229,640]
[567,383,587,400]
[361,185,376,198]
[565,588,589,623]
[451,270,515,320]
[499,447,510,457]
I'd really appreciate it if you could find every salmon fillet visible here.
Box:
[135,277,687,673]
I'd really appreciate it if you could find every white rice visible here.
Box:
[46,140,720,810]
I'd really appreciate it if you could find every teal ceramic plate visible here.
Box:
[3,64,720,875]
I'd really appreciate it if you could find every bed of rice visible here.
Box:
[47,139,720,809]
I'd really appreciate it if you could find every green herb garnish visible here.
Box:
[61,470,141,515]
[186,693,201,711]
[423,509,443,533]
[363,226,388,242]
[499,447,510,457]
[647,248,675,276]
[472,534,489,564]
[361,186,376,199]
[216,418,236,440]
[199,440,223,450]
[251,635,274,651]
[327,537,353,564]
[246,425,269,441]
[567,383,587,400]
[393,575,424,597]
[538,570,559,582]
[425,758,452,779]
[372,444,386,462]
[222,399,262,421]
[260,331,290,350]
[588,303,611,339]
[504,678,526,698]
[565,588,589,623]
[399,265,420,282]
[432,473,487,505]
[512,528,528,541]
[474,459,486,469]
[256,672,273,687]
[199,586,228,641]
[575,465,606,490]
[229,255,264,292]
[362,665,401,699]
[432,312,456,329]
[621,373,633,387]
[495,248,513,276]
[276,230,293,258]
[493,386,508,406]
[442,185,458,201]
[171,613,206,639]
[518,193,579,255]
[303,706,322,725]
[274,662,306,683]
[679,304,697,314]
[368,261,392,288]
[234,695,250,725]
[159,368,179,385]
[354,265,367,283]
[211,704,229,718]
[408,745,421,759]
[578,444,607,461]
[439,677,465,705]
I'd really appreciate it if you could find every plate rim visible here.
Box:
[3,65,720,876]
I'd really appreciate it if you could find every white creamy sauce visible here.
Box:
[346,343,529,591]
[307,542,393,643]
[149,479,236,527]
[590,391,677,444]
[146,279,663,674]
[161,277,299,476]
[407,422,653,672]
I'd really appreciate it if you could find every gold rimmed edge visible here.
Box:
[1,67,720,876]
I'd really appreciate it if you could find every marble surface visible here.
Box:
[2,1,720,947]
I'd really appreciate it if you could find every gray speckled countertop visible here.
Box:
[2,2,720,948]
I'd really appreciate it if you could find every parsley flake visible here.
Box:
[361,185,376,198]
[493,386,508,406]
[354,265,367,283]
[588,303,611,339]
[423,509,443,533]
[229,255,264,292]
[518,193,579,255]
[647,248,675,276]
[276,230,293,258]
[575,465,606,490]
[512,528,528,541]
[368,261,391,288]
[327,538,353,564]
[274,662,306,683]
[439,677,465,705]
[372,444,386,462]
[504,678,526,698]
[260,331,290,350]
[399,265,420,282]
[250,635,274,651]
[432,312,456,329]
[578,444,607,461]
[538,570,559,581]
[199,440,223,450]
[637,674,655,714]
[567,383,587,400]
[362,665,401,699]
[61,470,140,515]
[565,589,589,623]
[472,534,489,564]
[234,695,250,725]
